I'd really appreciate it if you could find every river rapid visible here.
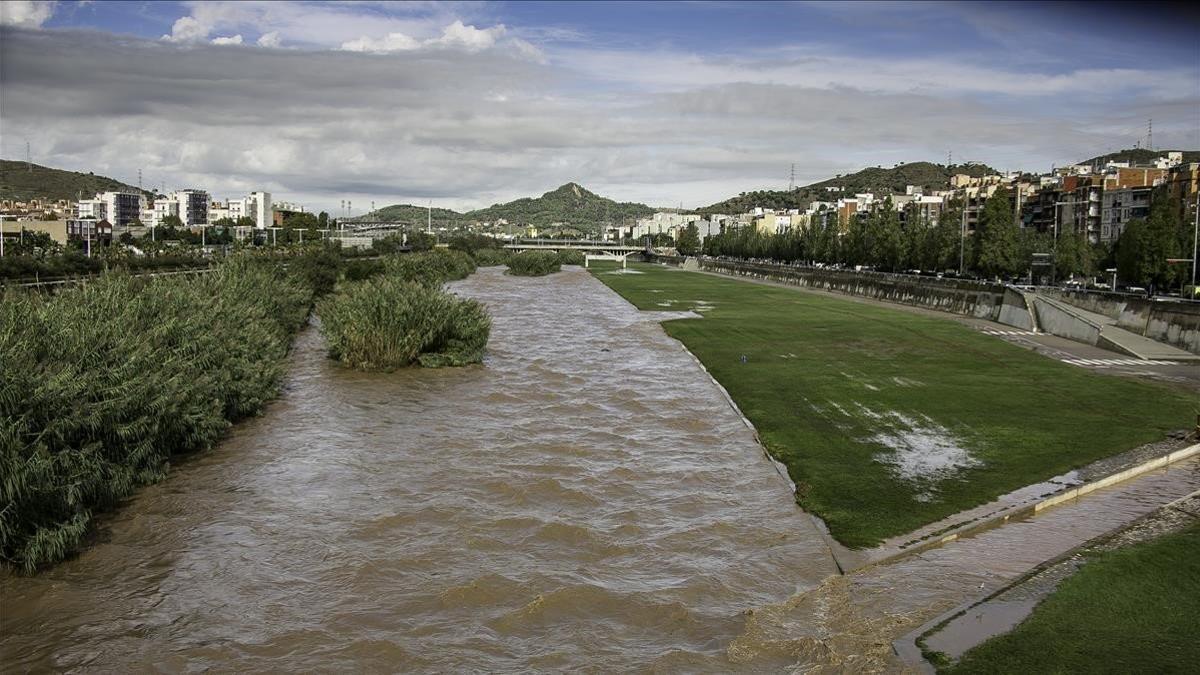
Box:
[3,266,1197,672]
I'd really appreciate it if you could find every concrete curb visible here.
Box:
[892,484,1200,673]
[844,442,1199,575]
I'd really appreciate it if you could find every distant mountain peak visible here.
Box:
[547,182,592,199]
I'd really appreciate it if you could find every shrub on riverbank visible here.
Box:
[290,245,344,297]
[343,258,385,282]
[385,249,476,287]
[506,250,561,276]
[317,276,491,370]
[0,260,312,571]
[472,248,512,267]
[1,250,210,282]
[556,249,585,266]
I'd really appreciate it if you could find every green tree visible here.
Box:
[975,187,1020,278]
[407,231,436,252]
[235,216,257,229]
[1115,193,1183,291]
[902,211,929,270]
[676,223,701,256]
[869,198,904,271]
[845,212,869,266]
[929,200,963,272]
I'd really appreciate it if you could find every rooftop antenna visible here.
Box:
[789,163,796,191]
[427,200,432,234]
[1147,118,1153,152]
[138,169,142,192]
[26,141,31,172]
[947,150,952,167]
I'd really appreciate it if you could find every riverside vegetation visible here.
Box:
[501,248,585,275]
[0,258,314,571]
[506,250,562,276]
[589,262,1197,547]
[0,247,493,571]
[317,250,491,371]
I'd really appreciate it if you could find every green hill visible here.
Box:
[698,161,997,215]
[0,160,152,202]
[354,203,464,224]
[358,183,654,230]
[465,183,653,228]
[1078,148,1200,168]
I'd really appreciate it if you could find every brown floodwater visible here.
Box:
[3,267,1197,672]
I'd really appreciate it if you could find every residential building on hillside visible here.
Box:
[1100,186,1152,242]
[176,189,209,227]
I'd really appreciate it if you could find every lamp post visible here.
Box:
[1192,192,1198,292]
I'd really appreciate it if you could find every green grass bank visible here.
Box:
[588,262,1197,547]
[943,521,1200,673]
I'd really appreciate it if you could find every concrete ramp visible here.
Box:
[1032,293,1200,362]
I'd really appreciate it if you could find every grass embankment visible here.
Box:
[588,262,1197,547]
[317,249,491,371]
[944,521,1200,673]
[0,259,314,571]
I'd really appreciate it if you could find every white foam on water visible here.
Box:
[862,407,980,501]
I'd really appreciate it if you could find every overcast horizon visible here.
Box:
[1,0,1198,214]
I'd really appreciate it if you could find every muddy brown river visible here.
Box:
[3,267,1198,672]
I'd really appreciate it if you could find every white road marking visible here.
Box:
[1062,358,1179,368]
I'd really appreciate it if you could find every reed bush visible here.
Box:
[343,258,385,282]
[471,248,512,267]
[317,276,490,371]
[556,249,585,266]
[290,245,343,297]
[0,259,311,571]
[506,250,562,276]
[384,249,476,288]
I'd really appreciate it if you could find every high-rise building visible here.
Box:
[99,192,144,226]
[251,191,272,229]
[175,189,209,227]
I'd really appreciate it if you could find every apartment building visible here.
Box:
[1100,186,1152,242]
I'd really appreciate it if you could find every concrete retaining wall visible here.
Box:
[1044,288,1200,355]
[1032,296,1102,345]
[998,288,1037,331]
[699,259,1015,321]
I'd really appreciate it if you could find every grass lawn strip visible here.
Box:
[588,262,1198,548]
[943,519,1200,673]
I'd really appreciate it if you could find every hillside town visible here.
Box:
[618,151,1196,248]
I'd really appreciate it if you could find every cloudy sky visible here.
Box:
[1,1,1197,213]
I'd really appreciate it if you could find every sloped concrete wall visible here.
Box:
[998,288,1037,331]
[1047,288,1200,355]
[1032,296,1102,345]
[1144,303,1200,355]
[700,260,1009,320]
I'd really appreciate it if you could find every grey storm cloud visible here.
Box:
[1,26,1196,211]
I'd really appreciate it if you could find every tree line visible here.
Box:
[698,187,1195,291]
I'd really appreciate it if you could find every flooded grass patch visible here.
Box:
[588,261,1198,547]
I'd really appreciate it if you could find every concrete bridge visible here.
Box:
[504,239,645,256]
